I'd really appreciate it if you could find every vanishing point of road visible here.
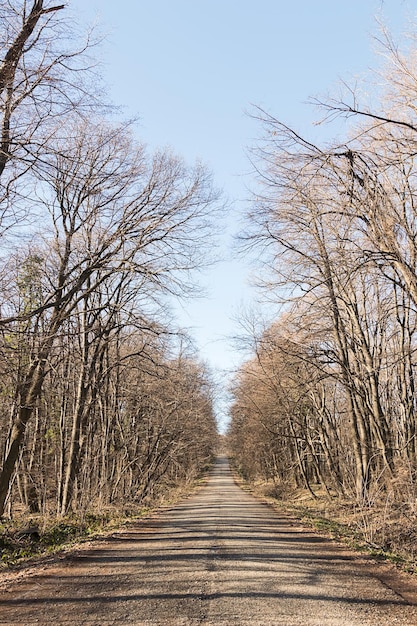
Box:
[0,455,417,625]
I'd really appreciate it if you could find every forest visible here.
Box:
[2,0,417,569]
[228,29,417,558]
[0,0,218,545]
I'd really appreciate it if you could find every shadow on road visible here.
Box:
[0,455,416,625]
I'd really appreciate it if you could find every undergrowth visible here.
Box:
[0,510,149,568]
[233,473,417,576]
[0,468,211,570]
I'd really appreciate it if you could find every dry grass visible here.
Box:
[243,477,417,575]
[0,472,209,569]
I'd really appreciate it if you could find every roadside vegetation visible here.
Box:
[0,0,219,565]
[232,471,417,574]
[229,23,417,574]
[0,469,211,568]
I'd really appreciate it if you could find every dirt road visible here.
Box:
[1,455,417,625]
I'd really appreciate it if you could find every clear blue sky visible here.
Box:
[69,0,412,427]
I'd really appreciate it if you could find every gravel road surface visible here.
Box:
[0,455,417,625]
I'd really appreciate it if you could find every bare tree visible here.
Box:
[234,25,417,504]
[0,119,218,516]
[0,0,101,240]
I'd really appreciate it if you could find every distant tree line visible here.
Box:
[229,29,417,508]
[0,1,218,519]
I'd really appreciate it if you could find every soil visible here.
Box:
[0,455,417,625]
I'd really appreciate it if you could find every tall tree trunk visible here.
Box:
[0,358,45,515]
[59,373,89,516]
